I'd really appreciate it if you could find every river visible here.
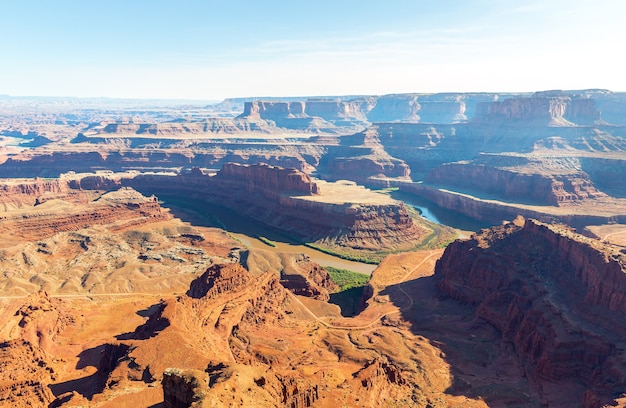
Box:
[160,191,490,276]
[390,190,490,232]
[159,196,378,275]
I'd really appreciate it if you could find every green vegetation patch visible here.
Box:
[305,243,381,264]
[257,236,277,247]
[325,266,370,292]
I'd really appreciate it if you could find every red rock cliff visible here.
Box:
[215,162,320,199]
[427,155,607,206]
[125,164,426,254]
[436,218,626,407]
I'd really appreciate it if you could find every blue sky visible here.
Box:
[1,0,624,100]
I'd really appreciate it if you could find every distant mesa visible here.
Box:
[473,94,603,126]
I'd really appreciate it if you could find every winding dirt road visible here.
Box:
[288,251,441,331]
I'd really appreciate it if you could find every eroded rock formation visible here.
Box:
[436,218,626,407]
[0,179,239,296]
[427,154,607,205]
[148,259,487,407]
[321,128,412,183]
[238,98,372,128]
[0,186,168,241]
[187,263,252,300]
[474,95,602,125]
[215,162,321,198]
[162,368,206,408]
[0,339,57,407]
[127,164,431,257]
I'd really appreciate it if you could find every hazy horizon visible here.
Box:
[2,1,624,100]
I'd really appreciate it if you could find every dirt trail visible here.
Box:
[288,251,441,330]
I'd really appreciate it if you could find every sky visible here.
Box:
[0,0,624,100]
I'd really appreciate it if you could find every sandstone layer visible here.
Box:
[125,164,436,260]
[4,90,626,220]
[436,218,626,407]
[427,154,607,205]
[50,257,489,407]
[0,178,240,296]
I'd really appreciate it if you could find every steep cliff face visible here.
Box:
[427,155,607,205]
[365,93,504,123]
[101,119,274,136]
[187,263,252,300]
[215,162,321,199]
[436,218,626,407]
[240,100,306,119]
[305,99,372,123]
[366,94,420,123]
[581,157,626,198]
[126,164,427,255]
[474,96,602,125]
[594,91,626,125]
[0,141,324,177]
[0,187,168,241]
[415,100,466,123]
[161,368,206,408]
[0,178,75,208]
[399,181,626,230]
[208,164,428,254]
[238,99,371,127]
[324,153,410,183]
[320,128,411,183]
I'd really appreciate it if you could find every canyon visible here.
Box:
[1,90,626,407]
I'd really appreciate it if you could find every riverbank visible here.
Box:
[158,196,379,275]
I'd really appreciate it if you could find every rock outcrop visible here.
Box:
[436,218,626,407]
[427,154,607,205]
[0,292,69,407]
[146,254,487,407]
[277,254,338,301]
[0,186,168,241]
[100,118,273,136]
[162,368,206,408]
[0,140,324,178]
[474,95,602,126]
[238,98,373,128]
[210,165,427,254]
[580,157,626,198]
[187,263,252,300]
[126,164,430,257]
[214,162,321,198]
[320,128,412,183]
[0,178,82,209]
[0,340,57,408]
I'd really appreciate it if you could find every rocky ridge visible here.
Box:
[208,164,428,253]
[0,186,167,241]
[321,127,412,184]
[0,178,240,296]
[125,164,433,258]
[427,154,607,205]
[474,95,602,125]
[147,260,487,407]
[436,218,626,407]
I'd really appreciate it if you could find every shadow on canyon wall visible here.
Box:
[380,275,538,407]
